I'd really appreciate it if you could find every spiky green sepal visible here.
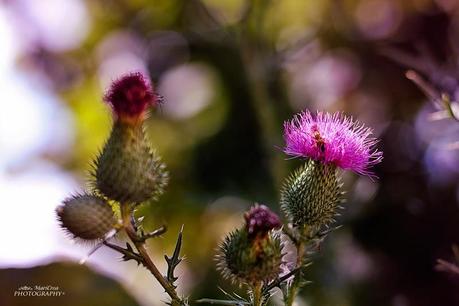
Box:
[56,193,117,241]
[280,159,342,229]
[94,121,169,204]
[217,229,284,285]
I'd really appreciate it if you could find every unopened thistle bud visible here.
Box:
[56,194,117,241]
[95,72,168,204]
[281,111,382,229]
[217,205,283,285]
[280,160,342,228]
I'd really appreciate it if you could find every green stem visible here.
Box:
[441,93,459,122]
[285,241,305,306]
[252,282,263,306]
[121,205,182,305]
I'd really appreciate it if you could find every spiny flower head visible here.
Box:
[94,120,169,205]
[216,205,284,285]
[244,204,281,238]
[284,110,382,177]
[104,72,156,122]
[56,193,117,242]
[217,229,283,285]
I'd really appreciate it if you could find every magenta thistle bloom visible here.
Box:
[104,72,157,123]
[283,110,382,177]
[244,204,281,237]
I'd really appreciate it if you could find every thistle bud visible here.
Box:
[56,194,117,241]
[280,160,342,229]
[94,121,168,204]
[95,72,168,204]
[217,205,283,285]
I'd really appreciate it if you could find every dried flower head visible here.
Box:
[244,204,281,237]
[104,72,156,122]
[284,110,382,177]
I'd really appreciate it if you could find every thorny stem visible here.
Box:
[284,225,315,306]
[139,225,167,242]
[285,241,305,306]
[263,267,301,293]
[121,204,182,305]
[103,241,144,263]
[252,282,263,306]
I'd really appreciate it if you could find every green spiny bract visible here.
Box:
[94,120,168,204]
[217,228,283,285]
[56,193,117,241]
[280,159,342,230]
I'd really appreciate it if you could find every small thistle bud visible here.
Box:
[280,160,342,229]
[244,204,281,238]
[104,72,157,124]
[94,121,168,204]
[217,205,283,285]
[56,194,117,241]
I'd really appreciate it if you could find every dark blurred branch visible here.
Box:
[406,70,440,101]
[406,70,459,122]
[436,244,459,276]
[436,259,459,275]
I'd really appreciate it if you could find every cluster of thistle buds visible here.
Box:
[212,111,382,306]
[55,70,383,306]
[57,72,186,305]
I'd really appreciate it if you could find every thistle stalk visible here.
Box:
[284,239,305,306]
[251,282,263,306]
[121,204,182,305]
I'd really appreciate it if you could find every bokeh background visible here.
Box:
[1,0,459,305]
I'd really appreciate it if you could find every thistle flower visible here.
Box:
[217,205,284,285]
[281,110,382,230]
[104,72,157,123]
[283,111,382,177]
[244,204,281,238]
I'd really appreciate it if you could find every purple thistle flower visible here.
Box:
[104,72,157,123]
[244,204,281,237]
[283,110,382,177]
